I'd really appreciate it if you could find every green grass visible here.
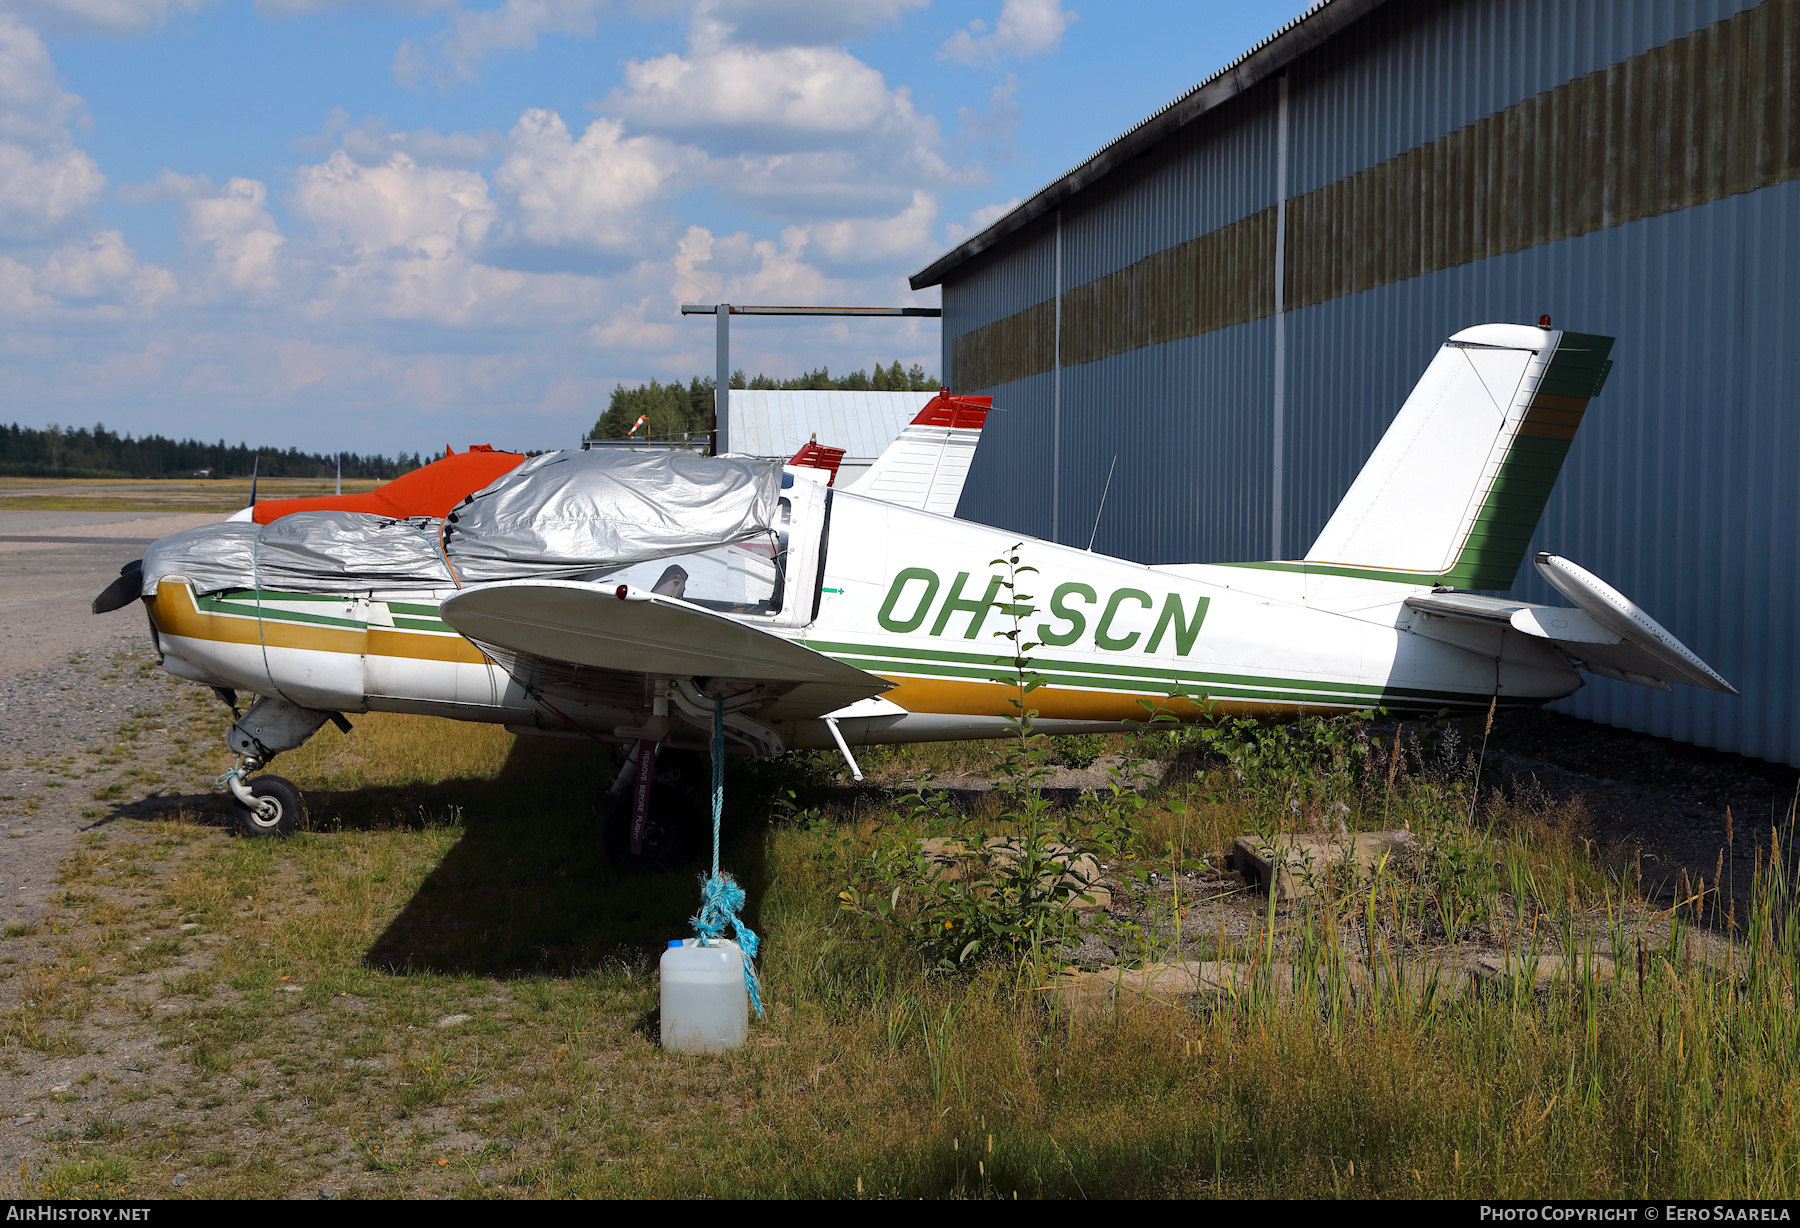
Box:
[7,707,1798,1198]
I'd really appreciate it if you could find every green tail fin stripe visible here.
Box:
[1435,332,1614,591]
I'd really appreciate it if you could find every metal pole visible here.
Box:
[676,301,941,458]
[716,304,730,454]
[1272,72,1289,562]
[1053,207,1063,544]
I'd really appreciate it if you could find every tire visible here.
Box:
[232,775,305,839]
[601,774,703,870]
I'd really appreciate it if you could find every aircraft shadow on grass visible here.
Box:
[96,737,771,980]
[348,737,772,979]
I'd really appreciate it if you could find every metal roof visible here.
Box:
[727,390,935,462]
[908,0,1387,291]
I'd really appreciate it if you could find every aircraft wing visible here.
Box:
[1402,554,1735,694]
[439,580,893,730]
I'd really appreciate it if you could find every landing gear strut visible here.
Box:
[599,742,703,870]
[213,695,345,839]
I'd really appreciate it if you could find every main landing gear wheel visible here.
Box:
[232,775,305,839]
[601,751,704,871]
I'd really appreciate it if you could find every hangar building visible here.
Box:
[911,0,1800,765]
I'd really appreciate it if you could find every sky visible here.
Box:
[1,0,1311,456]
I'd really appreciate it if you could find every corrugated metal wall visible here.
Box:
[945,0,1800,763]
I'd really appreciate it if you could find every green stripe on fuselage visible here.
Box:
[806,639,1492,706]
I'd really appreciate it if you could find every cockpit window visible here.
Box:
[604,498,791,615]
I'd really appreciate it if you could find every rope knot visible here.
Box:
[691,870,763,1016]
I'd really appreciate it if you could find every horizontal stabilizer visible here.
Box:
[842,391,991,516]
[1532,554,1735,694]
[1401,557,1735,694]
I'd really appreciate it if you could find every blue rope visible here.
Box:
[690,692,763,1016]
[712,693,723,878]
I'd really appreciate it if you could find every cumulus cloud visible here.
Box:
[603,33,963,221]
[493,109,682,252]
[36,229,176,303]
[182,177,286,296]
[0,16,105,237]
[956,74,1020,162]
[392,0,611,88]
[388,0,930,87]
[0,143,105,238]
[293,108,501,166]
[939,0,1075,65]
[0,229,175,316]
[1,0,220,35]
[807,189,936,264]
[253,0,455,16]
[0,15,84,144]
[292,149,496,256]
[695,0,927,48]
[943,196,1019,245]
[609,42,922,151]
[0,3,971,447]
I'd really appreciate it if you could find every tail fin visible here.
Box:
[841,391,991,516]
[1304,323,1613,590]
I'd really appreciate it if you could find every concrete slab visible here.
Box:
[1232,830,1417,901]
[1049,960,1267,1018]
[1470,952,1616,988]
[1051,956,1473,1018]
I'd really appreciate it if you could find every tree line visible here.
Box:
[0,423,428,480]
[590,360,940,441]
[4,358,944,478]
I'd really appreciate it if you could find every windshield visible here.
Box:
[602,498,791,616]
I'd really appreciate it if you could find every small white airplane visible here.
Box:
[94,321,1732,863]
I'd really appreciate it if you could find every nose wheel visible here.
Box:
[227,772,306,838]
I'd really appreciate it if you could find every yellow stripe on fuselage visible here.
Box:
[146,581,490,665]
[877,677,1349,722]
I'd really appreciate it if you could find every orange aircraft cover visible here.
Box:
[249,445,529,525]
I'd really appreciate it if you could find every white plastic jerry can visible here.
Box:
[660,938,749,1054]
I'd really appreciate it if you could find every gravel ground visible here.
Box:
[1487,707,1799,911]
[0,511,230,934]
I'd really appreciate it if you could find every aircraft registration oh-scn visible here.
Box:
[93,325,1736,860]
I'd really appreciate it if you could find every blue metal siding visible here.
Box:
[1277,179,1800,763]
[1059,83,1283,289]
[940,213,1056,389]
[1287,0,1769,197]
[940,0,1800,763]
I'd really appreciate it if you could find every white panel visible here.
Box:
[1306,326,1547,574]
[842,424,982,514]
[729,391,934,461]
